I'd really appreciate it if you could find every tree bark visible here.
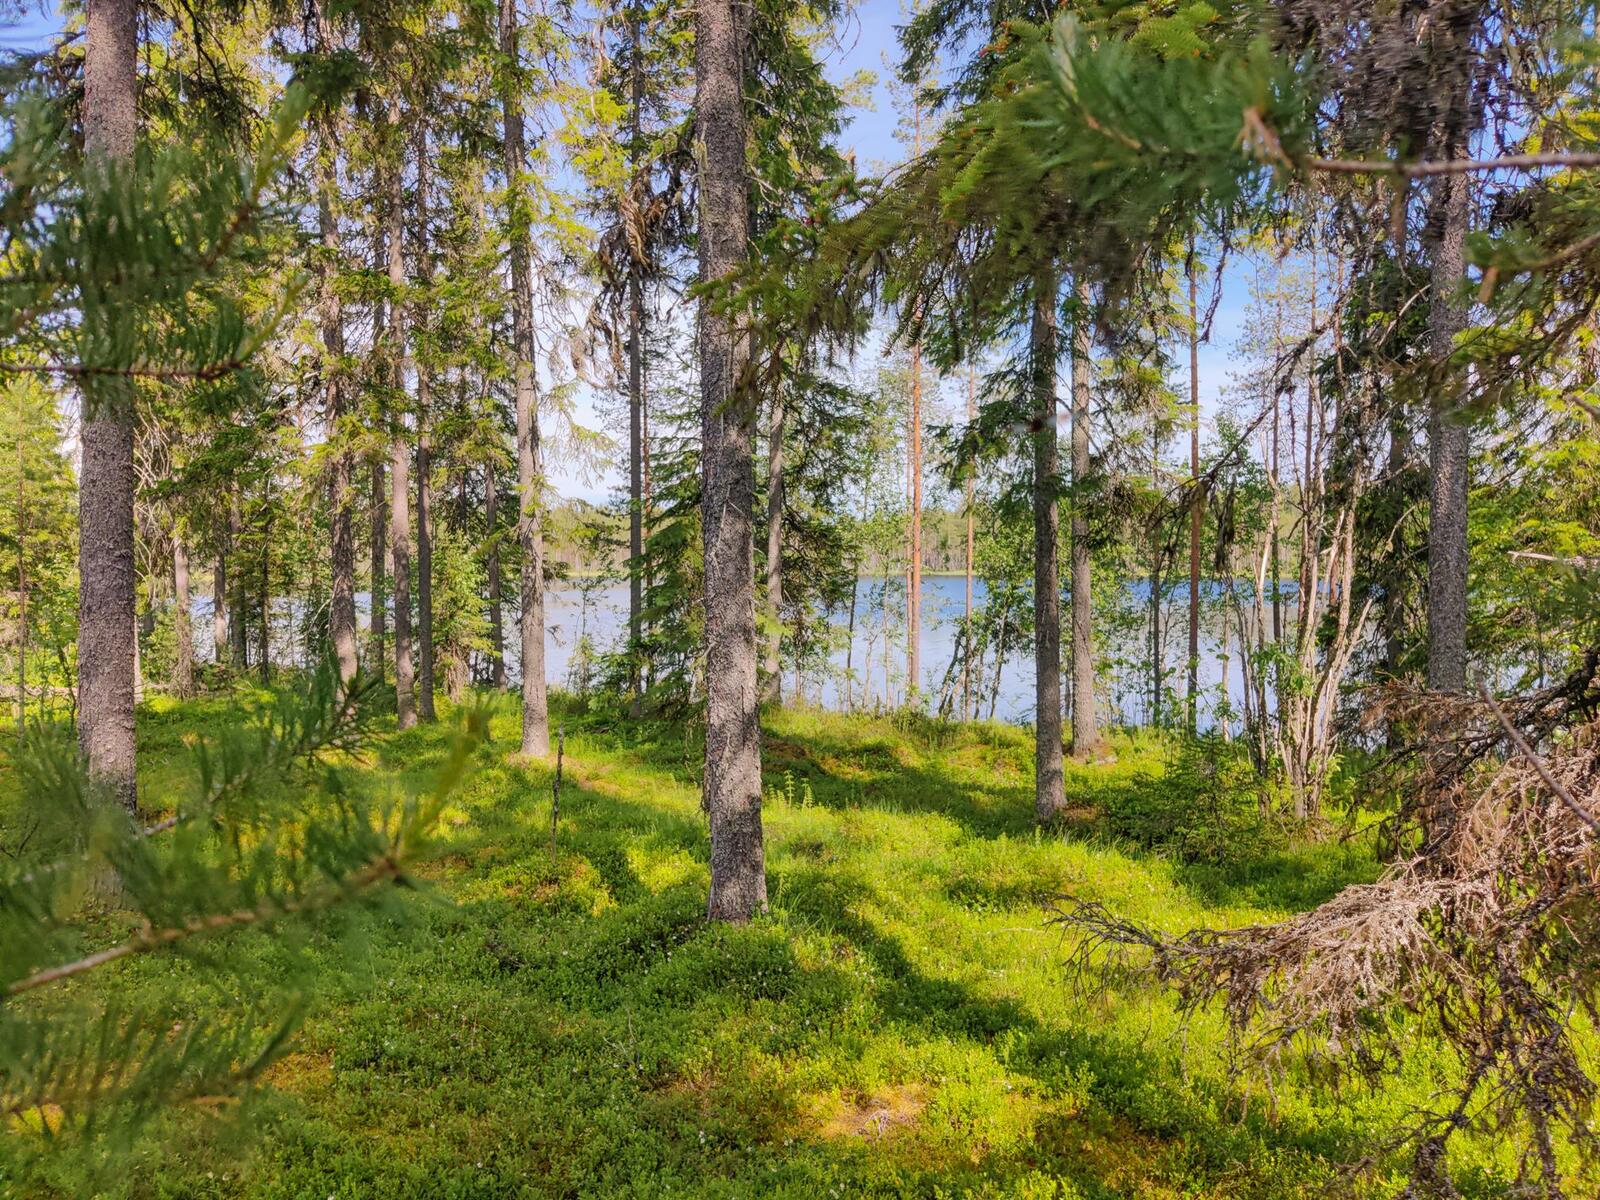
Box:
[963,363,975,722]
[1149,434,1163,727]
[1186,254,1201,732]
[368,221,389,678]
[15,386,26,730]
[761,390,784,703]
[369,459,387,676]
[499,0,550,756]
[414,122,436,723]
[228,496,248,667]
[173,533,193,699]
[312,0,357,689]
[1070,279,1098,758]
[257,517,271,682]
[1426,168,1471,694]
[78,0,139,810]
[485,459,506,688]
[907,341,923,701]
[416,416,434,719]
[627,0,646,717]
[698,0,765,921]
[212,541,227,666]
[906,103,925,705]
[386,100,415,729]
[1032,270,1065,822]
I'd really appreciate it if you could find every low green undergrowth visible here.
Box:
[0,694,1563,1198]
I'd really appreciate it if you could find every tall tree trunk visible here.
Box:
[212,540,227,666]
[905,98,925,707]
[907,341,923,701]
[1149,431,1163,727]
[416,415,434,719]
[369,460,387,676]
[386,100,416,729]
[313,0,357,688]
[627,0,646,717]
[844,569,859,709]
[1070,280,1098,758]
[499,0,549,756]
[882,576,891,707]
[368,223,389,678]
[1270,379,1282,648]
[78,0,139,810]
[15,392,26,732]
[1032,270,1065,822]
[228,496,248,667]
[485,459,506,688]
[963,363,975,722]
[698,0,765,921]
[390,440,414,725]
[173,533,193,699]
[257,520,271,682]
[414,123,436,722]
[761,391,784,702]
[1186,253,1201,732]
[1426,168,1471,694]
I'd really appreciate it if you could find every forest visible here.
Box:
[2,0,1600,1195]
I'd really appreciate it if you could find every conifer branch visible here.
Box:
[5,855,405,997]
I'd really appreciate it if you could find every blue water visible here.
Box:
[190,575,1288,730]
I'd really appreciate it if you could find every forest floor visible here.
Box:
[7,695,1548,1198]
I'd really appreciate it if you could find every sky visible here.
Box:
[3,0,1250,503]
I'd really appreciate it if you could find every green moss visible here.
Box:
[2,697,1579,1199]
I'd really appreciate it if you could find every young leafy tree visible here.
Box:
[0,380,77,726]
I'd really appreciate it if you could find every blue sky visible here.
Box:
[4,0,1248,501]
[819,0,1246,467]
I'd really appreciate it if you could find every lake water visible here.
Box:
[192,575,1291,730]
[535,576,1283,729]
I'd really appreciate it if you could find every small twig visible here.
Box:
[1304,151,1600,178]
[1478,684,1600,834]
[1509,549,1599,570]
[0,358,248,382]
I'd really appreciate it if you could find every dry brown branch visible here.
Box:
[1304,151,1600,178]
[1050,688,1600,1197]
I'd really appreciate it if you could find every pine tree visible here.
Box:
[697,0,764,922]
[78,0,140,809]
[497,0,551,757]
[1030,269,1066,818]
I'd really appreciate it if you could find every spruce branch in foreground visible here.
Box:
[0,665,490,1151]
